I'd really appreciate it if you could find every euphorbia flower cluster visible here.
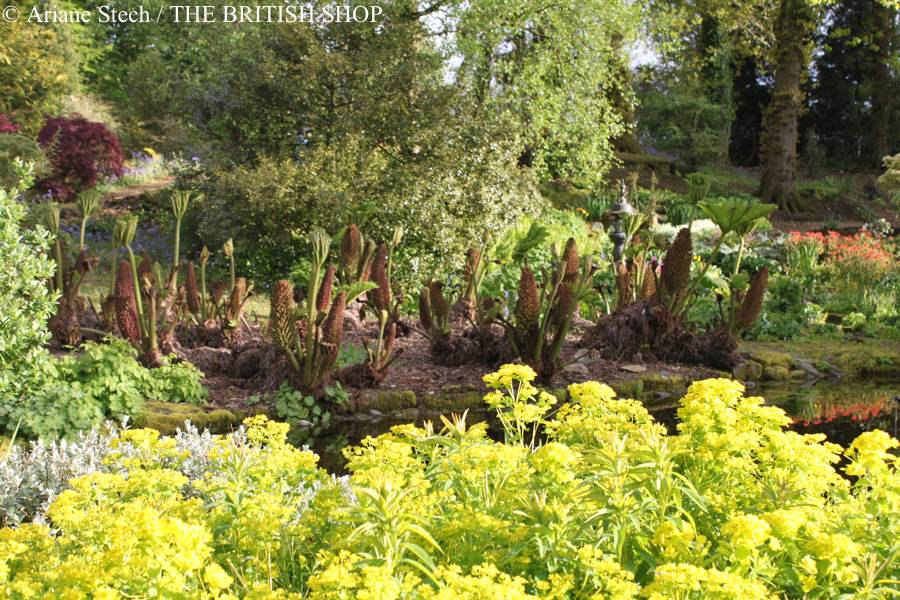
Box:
[0,369,897,598]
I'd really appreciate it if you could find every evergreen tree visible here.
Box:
[808,0,900,168]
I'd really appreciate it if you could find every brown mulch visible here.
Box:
[303,315,709,399]
[187,311,720,411]
[351,318,717,398]
[202,373,259,411]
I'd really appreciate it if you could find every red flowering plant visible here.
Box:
[786,230,895,289]
[821,231,895,290]
[0,114,20,134]
[37,115,124,199]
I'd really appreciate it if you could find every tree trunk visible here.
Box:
[869,2,895,166]
[759,0,814,212]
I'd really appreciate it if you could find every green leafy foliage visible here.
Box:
[0,162,57,424]
[0,21,76,132]
[637,67,733,168]
[452,0,639,182]
[758,231,900,340]
[336,343,367,371]
[664,195,697,226]
[0,135,49,189]
[485,208,607,300]
[745,276,827,341]
[151,8,545,286]
[0,163,55,361]
[841,312,867,332]
[152,360,208,405]
[877,154,900,205]
[198,136,541,288]
[273,383,320,422]
[270,382,333,443]
[8,338,207,439]
[64,339,154,416]
[698,197,777,237]
[580,190,616,222]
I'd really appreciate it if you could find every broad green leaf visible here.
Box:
[698,197,776,236]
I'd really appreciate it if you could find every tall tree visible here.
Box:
[758,0,816,211]
[450,0,641,184]
[869,1,899,163]
[760,0,897,208]
[635,12,736,168]
[808,0,900,168]
[0,21,76,132]
[730,57,770,166]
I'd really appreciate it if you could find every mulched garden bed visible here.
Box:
[183,311,721,414]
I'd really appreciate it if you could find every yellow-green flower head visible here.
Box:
[806,533,861,561]
[484,390,509,410]
[799,555,817,575]
[390,423,430,441]
[422,563,537,599]
[204,563,234,592]
[761,509,807,539]
[483,364,537,389]
[643,563,775,599]
[567,380,616,406]
[1,368,897,600]
[531,442,580,481]
[243,415,290,446]
[512,402,545,424]
[845,430,899,475]
[721,513,771,550]
[652,519,707,562]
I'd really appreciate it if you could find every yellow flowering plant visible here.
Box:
[1,367,898,599]
[483,363,557,448]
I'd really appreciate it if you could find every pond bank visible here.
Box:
[132,333,899,474]
[740,337,900,380]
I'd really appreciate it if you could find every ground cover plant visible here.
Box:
[1,365,897,598]
[3,149,895,443]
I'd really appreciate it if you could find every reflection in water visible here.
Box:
[756,380,898,448]
[307,380,899,473]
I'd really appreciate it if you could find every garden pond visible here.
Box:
[309,377,899,473]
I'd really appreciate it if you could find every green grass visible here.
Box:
[696,164,758,196]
